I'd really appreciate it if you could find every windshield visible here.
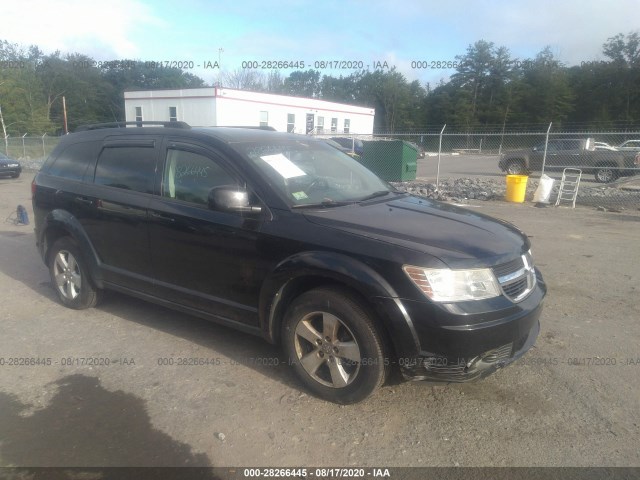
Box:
[238,138,391,206]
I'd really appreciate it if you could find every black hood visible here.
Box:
[303,195,530,268]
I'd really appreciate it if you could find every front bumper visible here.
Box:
[400,317,540,382]
[0,165,22,176]
[379,270,546,382]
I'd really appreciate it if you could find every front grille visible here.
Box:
[493,257,524,278]
[493,253,536,302]
[481,343,513,363]
[502,276,528,298]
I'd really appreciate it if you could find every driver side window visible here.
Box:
[162,148,236,205]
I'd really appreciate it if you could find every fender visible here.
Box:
[259,251,421,357]
[40,209,104,288]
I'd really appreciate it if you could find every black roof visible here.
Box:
[68,123,319,146]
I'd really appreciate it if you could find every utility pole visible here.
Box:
[62,96,68,134]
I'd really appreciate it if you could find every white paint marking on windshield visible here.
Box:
[260,153,306,179]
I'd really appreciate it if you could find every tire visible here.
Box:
[594,166,617,183]
[11,173,20,179]
[506,160,526,175]
[282,288,388,404]
[48,237,101,309]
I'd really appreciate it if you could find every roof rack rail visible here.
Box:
[220,125,277,131]
[75,121,191,132]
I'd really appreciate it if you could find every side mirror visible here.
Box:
[208,186,262,213]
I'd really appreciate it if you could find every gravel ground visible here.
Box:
[0,172,639,469]
[394,177,640,210]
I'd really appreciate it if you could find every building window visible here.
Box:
[331,118,338,133]
[169,106,177,122]
[287,114,295,133]
[344,119,350,134]
[317,116,324,133]
[260,111,269,127]
[135,106,143,127]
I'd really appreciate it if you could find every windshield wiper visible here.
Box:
[356,190,404,202]
[292,198,355,209]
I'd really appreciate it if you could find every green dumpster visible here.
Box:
[359,140,418,182]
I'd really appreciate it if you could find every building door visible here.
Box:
[306,113,315,134]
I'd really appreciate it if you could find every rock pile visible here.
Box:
[392,177,640,207]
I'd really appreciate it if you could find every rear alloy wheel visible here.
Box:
[594,166,617,183]
[506,161,526,175]
[282,288,388,404]
[48,237,100,309]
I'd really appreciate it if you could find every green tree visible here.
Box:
[282,69,321,98]
[512,48,574,125]
[601,31,640,121]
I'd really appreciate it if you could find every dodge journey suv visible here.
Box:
[32,122,546,404]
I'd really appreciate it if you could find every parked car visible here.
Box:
[330,137,364,156]
[616,140,640,152]
[499,138,636,183]
[0,152,22,178]
[322,138,360,159]
[33,121,545,404]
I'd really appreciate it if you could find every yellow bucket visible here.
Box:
[505,175,528,203]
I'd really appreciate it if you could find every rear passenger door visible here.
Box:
[82,137,160,292]
[147,140,265,327]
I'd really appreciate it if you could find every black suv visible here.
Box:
[32,122,546,404]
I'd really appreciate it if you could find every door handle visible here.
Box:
[74,197,93,205]
[149,211,175,222]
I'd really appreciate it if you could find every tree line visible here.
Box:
[1,32,638,135]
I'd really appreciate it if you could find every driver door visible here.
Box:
[147,140,266,326]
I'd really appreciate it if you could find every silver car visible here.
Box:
[616,140,640,152]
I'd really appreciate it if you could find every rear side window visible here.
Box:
[47,141,98,181]
[94,145,157,193]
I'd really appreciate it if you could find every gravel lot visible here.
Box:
[0,172,639,469]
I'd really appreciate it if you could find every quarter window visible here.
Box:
[47,141,98,181]
[94,145,157,193]
[162,149,237,206]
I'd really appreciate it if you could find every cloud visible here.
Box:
[3,0,164,58]
[448,0,638,65]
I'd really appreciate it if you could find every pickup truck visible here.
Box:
[499,138,638,182]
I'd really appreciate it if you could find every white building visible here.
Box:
[124,87,375,134]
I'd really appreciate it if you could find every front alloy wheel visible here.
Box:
[506,161,525,175]
[282,288,388,404]
[294,311,362,388]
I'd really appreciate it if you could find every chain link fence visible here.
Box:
[5,129,639,210]
[315,127,640,210]
[2,135,60,170]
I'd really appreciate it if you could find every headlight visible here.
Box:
[403,265,501,302]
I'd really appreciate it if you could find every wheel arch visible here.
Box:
[40,210,104,288]
[593,161,620,182]
[259,251,421,359]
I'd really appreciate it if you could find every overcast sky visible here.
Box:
[3,0,637,85]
